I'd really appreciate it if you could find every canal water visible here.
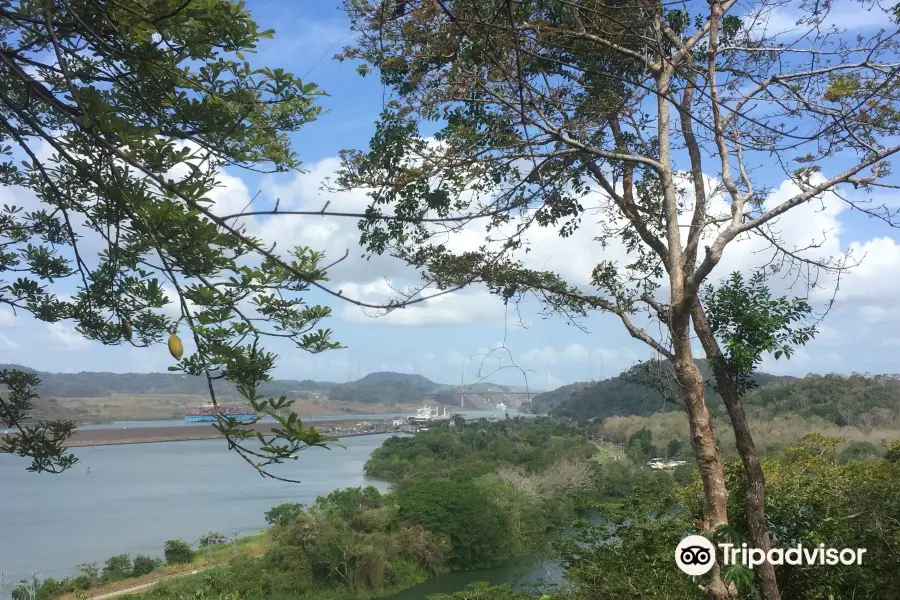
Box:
[0,434,392,592]
[0,420,559,599]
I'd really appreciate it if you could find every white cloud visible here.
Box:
[742,0,888,41]
[0,306,16,328]
[445,350,468,366]
[521,344,637,373]
[522,346,560,365]
[336,280,505,326]
[45,323,89,351]
[247,154,899,349]
[0,333,20,349]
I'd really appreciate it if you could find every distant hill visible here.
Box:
[524,360,900,429]
[746,372,900,429]
[0,364,524,411]
[523,359,791,422]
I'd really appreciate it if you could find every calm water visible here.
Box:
[385,556,564,600]
[0,434,394,590]
[2,413,550,599]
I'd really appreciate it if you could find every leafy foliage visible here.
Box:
[396,479,513,569]
[428,582,535,600]
[101,554,132,583]
[723,435,900,599]
[0,368,76,472]
[131,555,163,578]
[702,272,816,393]
[0,0,341,476]
[558,436,900,600]
[365,417,594,487]
[164,540,194,565]
[264,502,305,527]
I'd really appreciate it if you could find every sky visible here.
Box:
[1,0,900,390]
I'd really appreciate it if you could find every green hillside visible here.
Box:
[526,360,900,427]
[522,359,900,428]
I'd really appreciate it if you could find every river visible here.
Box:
[0,434,392,593]
[0,417,557,599]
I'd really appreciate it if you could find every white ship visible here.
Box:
[410,403,452,424]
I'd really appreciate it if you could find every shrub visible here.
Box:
[264,503,304,527]
[164,540,194,565]
[132,555,163,577]
[839,441,883,462]
[101,554,132,582]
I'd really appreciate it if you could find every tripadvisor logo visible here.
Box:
[675,535,717,576]
[675,535,868,576]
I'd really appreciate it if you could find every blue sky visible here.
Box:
[2,0,900,390]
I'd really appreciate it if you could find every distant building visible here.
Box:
[392,417,405,427]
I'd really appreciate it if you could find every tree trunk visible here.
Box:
[691,299,782,600]
[669,306,735,599]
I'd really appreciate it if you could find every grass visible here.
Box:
[55,533,270,600]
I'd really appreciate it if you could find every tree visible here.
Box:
[667,438,684,459]
[396,479,512,569]
[694,271,816,598]
[163,540,193,565]
[336,2,900,597]
[626,427,654,461]
[101,554,132,583]
[886,440,900,463]
[724,435,900,599]
[131,555,163,578]
[0,0,344,478]
[264,502,305,527]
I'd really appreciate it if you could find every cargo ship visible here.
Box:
[184,403,256,422]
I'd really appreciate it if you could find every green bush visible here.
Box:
[163,539,194,565]
[838,441,883,462]
[396,480,512,569]
[264,502,304,527]
[101,554,132,582]
[132,554,163,577]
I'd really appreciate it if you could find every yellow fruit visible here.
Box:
[167,332,184,360]
[121,319,132,341]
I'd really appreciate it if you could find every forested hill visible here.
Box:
[0,365,518,408]
[746,373,900,428]
[526,361,900,428]
[521,358,776,419]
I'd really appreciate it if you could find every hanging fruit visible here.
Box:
[168,331,184,360]
[121,318,132,341]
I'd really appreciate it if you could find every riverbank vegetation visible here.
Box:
[52,419,612,600]
[14,534,268,600]
[20,421,900,600]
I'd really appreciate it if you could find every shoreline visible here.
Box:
[64,419,405,448]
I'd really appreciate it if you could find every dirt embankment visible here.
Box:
[39,396,420,425]
[67,419,399,447]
